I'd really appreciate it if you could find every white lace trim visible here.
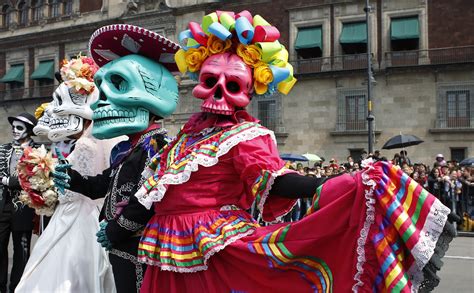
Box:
[137,227,256,272]
[407,199,449,292]
[135,125,276,209]
[352,163,377,292]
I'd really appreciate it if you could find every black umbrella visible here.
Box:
[382,134,424,150]
[459,157,474,167]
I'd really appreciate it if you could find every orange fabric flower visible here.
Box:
[80,64,94,81]
[207,35,232,55]
[185,47,209,72]
[236,44,263,68]
[253,64,273,95]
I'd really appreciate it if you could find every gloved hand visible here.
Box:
[1,177,8,186]
[52,148,72,194]
[96,221,113,251]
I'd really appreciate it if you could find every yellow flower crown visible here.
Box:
[174,10,297,96]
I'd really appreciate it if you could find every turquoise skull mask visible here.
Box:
[91,54,178,139]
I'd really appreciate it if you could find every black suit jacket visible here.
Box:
[0,142,36,231]
[68,129,167,246]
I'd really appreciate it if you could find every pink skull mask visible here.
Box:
[193,53,252,115]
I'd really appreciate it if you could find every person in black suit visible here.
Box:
[0,113,37,293]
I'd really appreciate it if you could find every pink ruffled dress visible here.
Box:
[135,112,452,293]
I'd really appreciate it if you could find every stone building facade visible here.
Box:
[0,0,127,142]
[1,0,473,165]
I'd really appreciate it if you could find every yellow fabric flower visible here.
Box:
[207,35,232,55]
[34,103,49,119]
[236,44,263,68]
[185,47,209,72]
[253,64,273,95]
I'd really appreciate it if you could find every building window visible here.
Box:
[295,26,322,59]
[32,0,43,22]
[18,1,28,26]
[250,94,283,133]
[446,90,470,127]
[63,0,73,15]
[50,0,60,17]
[346,95,366,130]
[390,16,419,51]
[340,21,367,55]
[0,64,25,84]
[1,5,10,28]
[10,82,23,90]
[336,89,367,131]
[450,148,466,163]
[436,84,473,129]
[258,100,277,130]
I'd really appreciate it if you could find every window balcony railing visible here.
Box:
[385,45,474,67]
[292,46,474,75]
[435,117,473,129]
[0,84,55,101]
[291,53,371,75]
[34,84,55,98]
[334,121,368,132]
[0,87,26,100]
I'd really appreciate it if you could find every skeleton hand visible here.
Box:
[52,147,72,194]
[96,221,113,251]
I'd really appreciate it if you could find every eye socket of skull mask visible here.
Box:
[90,54,179,139]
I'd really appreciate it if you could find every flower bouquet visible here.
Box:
[17,145,58,216]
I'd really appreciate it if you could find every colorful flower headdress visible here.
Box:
[174,10,297,96]
[60,54,99,95]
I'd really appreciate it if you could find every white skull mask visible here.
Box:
[34,83,98,142]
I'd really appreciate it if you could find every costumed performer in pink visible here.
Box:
[135,11,455,293]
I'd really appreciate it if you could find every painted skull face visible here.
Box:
[91,54,178,139]
[34,83,97,142]
[12,120,28,142]
[193,53,252,115]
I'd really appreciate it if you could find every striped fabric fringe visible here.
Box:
[367,162,449,291]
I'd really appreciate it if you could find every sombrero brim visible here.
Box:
[89,24,180,72]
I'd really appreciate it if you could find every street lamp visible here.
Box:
[364,0,375,154]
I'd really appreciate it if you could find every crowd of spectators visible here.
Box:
[284,151,474,231]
